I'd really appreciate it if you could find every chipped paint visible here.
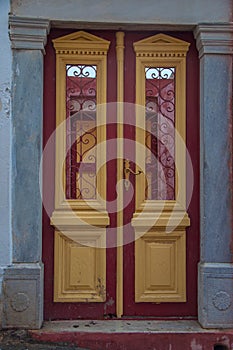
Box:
[0,84,11,121]
[191,338,203,350]
[104,297,115,314]
[96,278,106,299]
[15,63,20,76]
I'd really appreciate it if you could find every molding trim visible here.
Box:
[135,230,186,303]
[51,30,110,216]
[194,23,233,58]
[116,31,125,318]
[9,16,50,53]
[54,231,106,302]
[132,34,190,304]
[52,30,110,55]
[133,33,190,57]
[51,31,110,304]
[133,33,190,210]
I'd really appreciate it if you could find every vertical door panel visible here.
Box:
[43,29,117,319]
[123,31,199,317]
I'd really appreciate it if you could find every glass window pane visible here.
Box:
[66,64,97,200]
[145,67,175,200]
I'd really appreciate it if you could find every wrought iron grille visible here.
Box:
[145,67,175,200]
[66,64,97,200]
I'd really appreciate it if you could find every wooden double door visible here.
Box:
[43,29,199,320]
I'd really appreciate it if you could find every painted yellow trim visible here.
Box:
[54,230,106,302]
[53,30,110,55]
[52,31,110,302]
[51,32,110,220]
[53,56,108,212]
[53,31,110,215]
[133,33,190,303]
[51,209,110,228]
[135,230,186,302]
[116,31,125,318]
[133,33,190,56]
[133,33,190,216]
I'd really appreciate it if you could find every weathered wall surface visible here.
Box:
[11,0,232,24]
[0,0,12,327]
[0,1,12,268]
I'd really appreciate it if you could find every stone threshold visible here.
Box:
[29,320,233,350]
[30,320,232,334]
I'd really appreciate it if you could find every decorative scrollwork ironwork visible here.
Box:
[66,64,97,200]
[145,67,175,200]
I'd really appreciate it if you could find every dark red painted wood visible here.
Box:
[43,29,199,320]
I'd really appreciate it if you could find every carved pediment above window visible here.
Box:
[53,30,110,55]
[133,33,190,57]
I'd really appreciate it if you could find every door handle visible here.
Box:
[124,159,142,191]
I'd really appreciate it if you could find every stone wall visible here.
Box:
[0,0,12,327]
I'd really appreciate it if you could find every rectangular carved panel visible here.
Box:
[66,244,95,289]
[145,242,175,289]
[135,230,186,302]
[54,230,106,302]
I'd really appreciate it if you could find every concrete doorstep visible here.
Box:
[30,320,233,350]
[1,321,233,349]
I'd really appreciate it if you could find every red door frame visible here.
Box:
[42,29,199,320]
